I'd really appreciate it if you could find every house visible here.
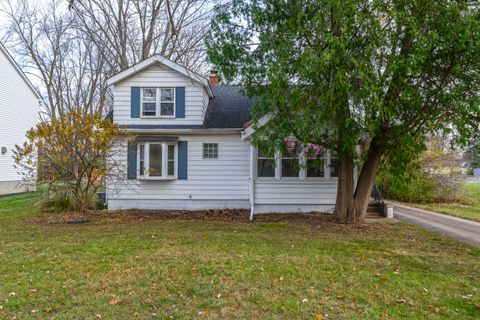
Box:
[106,55,339,217]
[0,42,40,195]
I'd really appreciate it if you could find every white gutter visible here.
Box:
[249,142,256,220]
[126,128,243,135]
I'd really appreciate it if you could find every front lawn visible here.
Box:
[414,203,480,222]
[0,194,479,319]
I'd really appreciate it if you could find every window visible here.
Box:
[330,153,340,177]
[281,140,300,178]
[256,140,337,180]
[203,143,218,159]
[137,142,177,179]
[306,144,325,177]
[139,144,145,176]
[142,88,156,116]
[160,88,175,116]
[257,143,275,177]
[141,88,175,117]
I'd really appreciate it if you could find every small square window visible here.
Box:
[203,143,218,159]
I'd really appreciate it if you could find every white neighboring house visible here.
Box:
[0,43,41,195]
[107,55,339,217]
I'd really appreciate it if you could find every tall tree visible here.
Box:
[207,0,480,223]
[1,0,213,118]
[69,0,212,72]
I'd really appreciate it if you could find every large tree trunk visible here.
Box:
[333,154,354,223]
[351,137,383,223]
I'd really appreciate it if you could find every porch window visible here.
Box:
[330,153,340,177]
[281,139,300,178]
[257,143,275,177]
[141,87,175,117]
[137,142,177,179]
[306,144,325,177]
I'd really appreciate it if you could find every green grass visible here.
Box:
[0,194,479,319]
[414,183,480,222]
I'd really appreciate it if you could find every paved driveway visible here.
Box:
[391,203,480,248]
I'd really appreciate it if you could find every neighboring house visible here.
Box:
[0,43,40,195]
[106,55,339,216]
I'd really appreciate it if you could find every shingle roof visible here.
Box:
[203,85,253,129]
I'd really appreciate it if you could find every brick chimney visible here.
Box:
[209,70,219,86]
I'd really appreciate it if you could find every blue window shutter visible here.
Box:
[131,87,141,118]
[127,141,137,180]
[178,141,188,180]
[176,87,185,118]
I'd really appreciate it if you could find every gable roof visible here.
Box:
[203,85,254,129]
[106,55,213,97]
[0,42,41,99]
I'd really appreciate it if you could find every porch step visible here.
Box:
[366,201,384,218]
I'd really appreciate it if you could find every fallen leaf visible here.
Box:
[109,298,119,305]
[337,295,345,301]
[397,299,406,304]
[30,289,37,293]
[324,288,333,292]
[315,314,325,320]
[302,298,308,303]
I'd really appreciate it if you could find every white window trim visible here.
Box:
[305,147,329,181]
[140,87,176,119]
[137,142,178,180]
[202,143,219,159]
[255,145,335,181]
[256,147,276,179]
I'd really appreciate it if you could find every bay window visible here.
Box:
[137,142,177,179]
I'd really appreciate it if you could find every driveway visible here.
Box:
[391,203,480,248]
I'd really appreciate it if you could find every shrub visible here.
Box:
[14,110,126,213]
[377,167,471,204]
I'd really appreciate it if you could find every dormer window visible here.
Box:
[141,87,175,118]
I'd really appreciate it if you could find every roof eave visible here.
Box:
[241,115,272,140]
[127,128,243,135]
[106,55,213,98]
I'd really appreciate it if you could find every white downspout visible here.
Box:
[249,142,255,221]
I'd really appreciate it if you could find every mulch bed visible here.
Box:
[30,209,393,236]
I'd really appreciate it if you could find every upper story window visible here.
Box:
[203,143,218,159]
[141,87,175,118]
[137,142,177,180]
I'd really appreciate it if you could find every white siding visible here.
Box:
[113,64,208,126]
[107,134,251,210]
[0,48,39,183]
[254,179,337,205]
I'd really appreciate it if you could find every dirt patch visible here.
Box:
[29,209,392,236]
[32,209,330,225]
